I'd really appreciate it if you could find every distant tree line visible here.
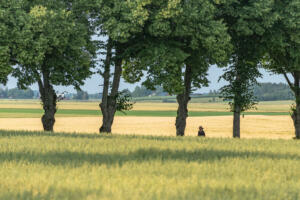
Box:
[253,83,294,101]
[0,87,36,99]
[215,83,295,102]
[0,82,295,102]
[129,86,167,98]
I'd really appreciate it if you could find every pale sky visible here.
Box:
[5,65,286,94]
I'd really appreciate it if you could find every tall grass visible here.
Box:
[0,130,299,199]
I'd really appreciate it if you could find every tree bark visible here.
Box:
[233,104,241,138]
[100,41,123,133]
[38,71,57,132]
[292,102,300,139]
[175,64,192,136]
[291,72,300,139]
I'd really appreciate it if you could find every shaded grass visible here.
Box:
[0,108,290,118]
[0,130,300,199]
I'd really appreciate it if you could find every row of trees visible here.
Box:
[0,87,36,99]
[1,0,300,139]
[253,83,294,101]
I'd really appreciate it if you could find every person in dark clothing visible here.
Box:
[198,126,206,137]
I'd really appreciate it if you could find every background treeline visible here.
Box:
[0,83,294,101]
[253,83,294,101]
[130,83,295,101]
[0,87,37,99]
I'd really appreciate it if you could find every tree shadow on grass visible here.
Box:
[0,129,187,141]
[0,187,102,200]
[0,148,299,167]
[0,130,114,140]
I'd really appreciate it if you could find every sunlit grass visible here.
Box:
[0,130,299,200]
[0,116,294,139]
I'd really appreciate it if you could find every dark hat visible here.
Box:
[199,126,204,129]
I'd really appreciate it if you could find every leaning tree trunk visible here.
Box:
[175,64,192,136]
[38,72,57,132]
[100,41,123,133]
[233,104,241,138]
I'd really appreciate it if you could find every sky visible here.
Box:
[5,65,286,94]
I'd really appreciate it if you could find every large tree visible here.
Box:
[123,0,231,136]
[218,0,275,138]
[95,0,149,133]
[12,1,95,131]
[265,0,300,139]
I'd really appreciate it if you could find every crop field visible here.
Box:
[0,100,298,199]
[0,116,294,139]
[0,131,299,200]
[0,99,293,112]
[0,100,295,138]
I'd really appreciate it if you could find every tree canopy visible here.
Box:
[0,0,22,84]
[264,0,300,138]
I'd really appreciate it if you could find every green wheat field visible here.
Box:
[0,130,300,200]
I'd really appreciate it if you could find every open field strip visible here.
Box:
[0,108,290,118]
[0,100,292,118]
[0,100,294,112]
[0,131,299,199]
[0,116,294,139]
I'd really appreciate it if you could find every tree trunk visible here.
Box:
[284,71,300,139]
[100,41,123,133]
[175,64,192,136]
[292,102,300,139]
[291,72,300,139]
[38,72,57,132]
[100,96,117,133]
[233,104,241,138]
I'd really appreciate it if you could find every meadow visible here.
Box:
[0,100,298,199]
[0,130,299,200]
[0,99,295,138]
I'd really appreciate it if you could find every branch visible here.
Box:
[283,72,294,91]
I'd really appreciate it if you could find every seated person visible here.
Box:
[198,126,206,137]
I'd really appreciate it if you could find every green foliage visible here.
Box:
[97,0,150,42]
[0,0,21,84]
[11,1,95,89]
[1,131,300,199]
[264,0,300,73]
[115,91,134,113]
[122,0,232,95]
[220,61,261,112]
[218,0,276,113]
[264,0,300,91]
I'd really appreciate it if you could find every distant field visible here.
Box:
[0,100,293,118]
[0,116,294,139]
[0,99,295,138]
[0,131,299,199]
[0,107,290,118]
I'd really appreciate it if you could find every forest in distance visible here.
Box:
[0,82,295,102]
